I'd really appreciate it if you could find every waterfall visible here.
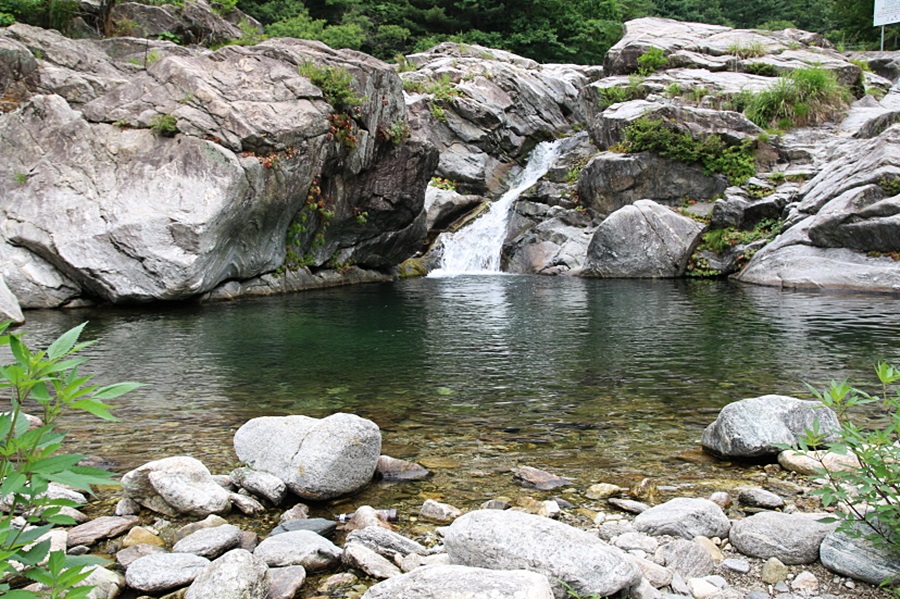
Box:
[430,140,563,276]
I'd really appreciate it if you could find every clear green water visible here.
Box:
[12,276,900,516]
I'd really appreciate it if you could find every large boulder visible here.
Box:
[585,199,704,278]
[361,564,555,599]
[729,512,837,564]
[0,33,436,307]
[121,456,231,517]
[702,395,840,459]
[443,509,641,599]
[233,413,381,500]
[577,152,727,217]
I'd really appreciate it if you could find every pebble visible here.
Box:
[586,483,623,500]
[608,497,650,514]
[720,558,750,574]
[791,570,818,592]
[761,557,789,584]
[419,499,463,523]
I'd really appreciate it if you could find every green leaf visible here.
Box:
[69,399,119,422]
[9,335,31,367]
[15,539,51,566]
[47,322,87,361]
[28,454,85,475]
[92,381,144,400]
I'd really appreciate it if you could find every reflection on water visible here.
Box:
[9,278,900,512]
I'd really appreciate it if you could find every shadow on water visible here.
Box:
[9,277,900,512]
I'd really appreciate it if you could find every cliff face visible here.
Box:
[0,25,436,317]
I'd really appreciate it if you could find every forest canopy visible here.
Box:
[236,0,896,64]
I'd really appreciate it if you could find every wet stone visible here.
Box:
[376,455,430,481]
[269,518,337,538]
[420,499,463,522]
[586,483,623,500]
[67,515,140,548]
[608,498,649,514]
[278,503,310,524]
[738,487,785,510]
[512,466,571,490]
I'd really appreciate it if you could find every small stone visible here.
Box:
[656,539,714,578]
[229,492,265,515]
[614,532,659,554]
[175,515,229,541]
[376,455,430,481]
[420,499,463,523]
[608,498,649,514]
[761,557,789,584]
[512,497,560,518]
[708,492,731,509]
[278,503,310,524]
[481,498,510,510]
[116,543,167,567]
[240,530,257,551]
[172,523,242,559]
[122,526,165,548]
[791,570,818,592]
[115,498,141,516]
[270,518,338,538]
[267,565,306,599]
[687,577,719,599]
[586,483,623,500]
[630,478,658,503]
[67,515,140,548]
[737,487,785,510]
[342,505,392,531]
[512,466,571,490]
[720,558,750,574]
[342,542,402,579]
[318,572,358,593]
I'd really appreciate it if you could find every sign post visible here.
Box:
[875,0,900,50]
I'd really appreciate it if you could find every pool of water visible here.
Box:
[9,276,900,516]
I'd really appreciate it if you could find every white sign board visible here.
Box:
[875,0,900,26]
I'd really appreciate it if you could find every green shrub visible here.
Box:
[744,66,850,129]
[879,176,900,196]
[621,117,757,185]
[798,363,900,568]
[0,321,142,598]
[636,46,666,75]
[699,218,781,255]
[597,75,648,110]
[298,61,363,112]
[0,11,15,25]
[727,40,768,58]
[424,73,460,101]
[211,0,236,15]
[744,62,779,77]
[149,113,178,136]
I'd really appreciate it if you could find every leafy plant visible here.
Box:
[559,580,606,599]
[727,40,768,58]
[620,117,757,185]
[156,31,181,44]
[0,11,15,25]
[379,118,409,145]
[424,73,460,101]
[597,75,649,110]
[743,66,851,129]
[211,0,236,15]
[429,102,446,123]
[798,363,900,569]
[148,113,178,137]
[298,62,363,112]
[430,177,457,191]
[13,171,27,185]
[0,321,142,598]
[879,176,900,197]
[636,46,666,75]
[699,218,782,255]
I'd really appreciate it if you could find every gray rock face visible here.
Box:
[820,525,900,585]
[702,395,840,459]
[110,0,245,46]
[233,413,381,500]
[729,512,837,564]
[121,456,231,517]
[585,200,704,278]
[125,552,211,593]
[592,99,762,151]
[633,498,731,540]
[443,509,641,599]
[604,17,857,86]
[361,564,555,599]
[253,529,342,570]
[172,524,242,559]
[403,42,599,195]
[185,549,269,599]
[577,153,727,217]
[0,274,24,323]
[807,184,900,252]
[0,32,436,308]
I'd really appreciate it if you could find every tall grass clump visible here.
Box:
[744,66,850,129]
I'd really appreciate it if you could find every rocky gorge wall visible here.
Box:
[3,13,900,323]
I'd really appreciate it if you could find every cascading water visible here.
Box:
[429,140,563,276]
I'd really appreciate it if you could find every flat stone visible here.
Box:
[117,543,167,567]
[172,524,242,559]
[720,558,750,574]
[342,542,402,579]
[420,499,463,522]
[655,539,714,578]
[175,515,230,541]
[512,466,571,490]
[345,526,428,559]
[608,498,650,514]
[737,487,785,510]
[777,449,860,476]
[229,492,265,515]
[729,511,836,564]
[614,532,659,554]
[360,564,554,599]
[270,517,337,538]
[253,529,342,570]
[586,483,624,500]
[376,455,430,481]
[67,515,139,548]
[125,552,211,593]
[266,565,307,599]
